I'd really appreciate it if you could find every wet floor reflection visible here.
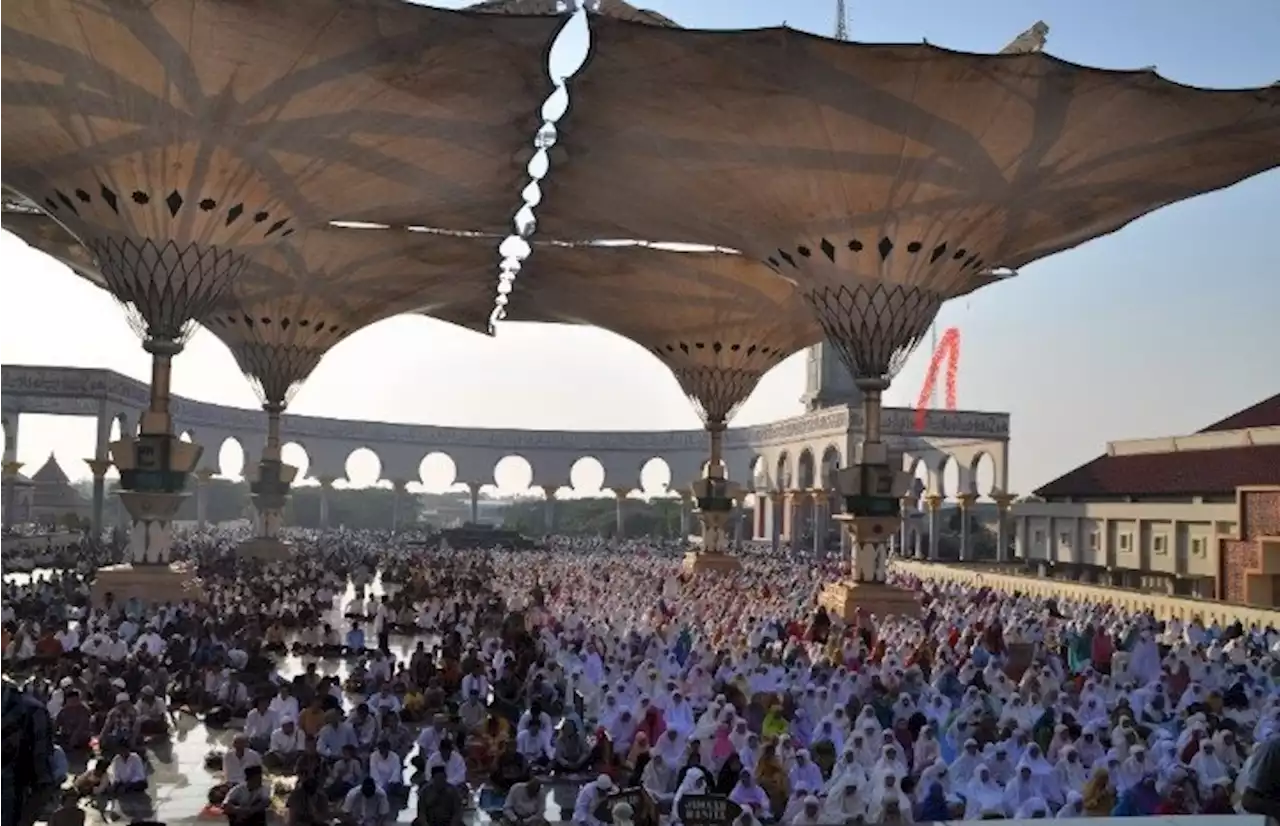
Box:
[11,571,589,825]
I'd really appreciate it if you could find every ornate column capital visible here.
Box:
[993,493,1017,512]
[609,487,630,500]
[85,458,114,479]
[467,481,482,493]
[957,492,979,509]
[391,478,409,492]
[538,484,560,500]
[925,494,944,512]
[2,460,24,478]
[317,475,337,488]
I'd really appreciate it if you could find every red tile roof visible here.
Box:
[1198,393,1280,433]
[1034,444,1280,498]
[1035,394,1280,499]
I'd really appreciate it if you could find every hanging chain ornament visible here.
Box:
[488,0,593,333]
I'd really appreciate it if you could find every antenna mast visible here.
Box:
[834,0,848,40]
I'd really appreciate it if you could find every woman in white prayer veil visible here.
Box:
[913,724,941,770]
[871,742,908,787]
[728,718,752,753]
[1188,738,1231,797]
[964,763,1007,819]
[998,695,1027,729]
[853,706,882,740]
[692,701,722,743]
[1056,791,1084,819]
[1049,746,1086,807]
[824,749,869,796]
[685,665,713,705]
[1013,796,1050,819]
[865,772,913,824]
[821,779,868,824]
[641,753,678,808]
[654,728,686,765]
[1127,629,1162,685]
[914,763,946,804]
[1177,682,1206,712]
[1002,761,1042,815]
[922,693,951,728]
[852,725,880,768]
[1046,725,1074,763]
[673,769,709,824]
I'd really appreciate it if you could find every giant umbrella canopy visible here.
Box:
[201,227,503,545]
[527,14,1278,582]
[513,242,823,551]
[2,0,557,436]
[535,18,1280,439]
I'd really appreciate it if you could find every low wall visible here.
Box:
[895,560,1280,627]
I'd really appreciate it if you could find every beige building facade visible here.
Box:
[1013,395,1280,606]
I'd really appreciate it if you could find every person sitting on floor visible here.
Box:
[318,711,358,761]
[503,777,547,826]
[350,703,380,753]
[223,765,272,826]
[425,739,468,793]
[516,715,554,770]
[264,717,306,774]
[55,690,94,752]
[98,692,139,756]
[73,758,112,800]
[369,740,406,797]
[285,775,330,826]
[491,739,533,793]
[212,734,263,804]
[417,765,465,826]
[135,686,171,739]
[327,743,365,801]
[554,720,594,774]
[243,696,277,754]
[343,777,391,826]
[107,747,148,794]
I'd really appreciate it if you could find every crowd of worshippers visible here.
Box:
[2,527,1280,826]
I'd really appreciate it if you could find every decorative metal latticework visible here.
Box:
[672,366,762,426]
[805,282,943,382]
[86,236,245,344]
[230,342,327,409]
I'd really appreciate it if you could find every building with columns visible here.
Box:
[751,339,1014,563]
[1,361,1011,543]
[1013,394,1280,605]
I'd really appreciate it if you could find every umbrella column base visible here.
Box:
[91,563,206,608]
[819,581,921,623]
[682,551,743,574]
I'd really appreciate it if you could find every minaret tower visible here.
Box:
[800,0,864,413]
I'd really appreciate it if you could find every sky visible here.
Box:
[1,0,1278,496]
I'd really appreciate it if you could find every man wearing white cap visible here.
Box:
[571,774,616,826]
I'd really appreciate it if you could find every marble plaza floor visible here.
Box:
[7,572,588,825]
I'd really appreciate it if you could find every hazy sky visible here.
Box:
[1,0,1277,496]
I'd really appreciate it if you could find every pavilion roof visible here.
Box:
[1034,394,1280,499]
[31,452,71,485]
